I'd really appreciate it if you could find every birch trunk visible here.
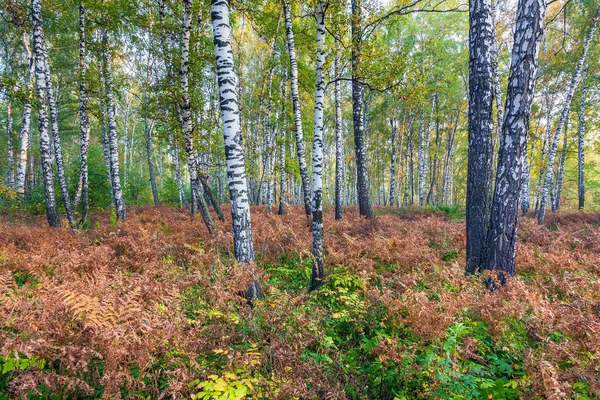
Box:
[351,0,372,219]
[578,60,588,210]
[538,5,599,224]
[278,70,288,216]
[283,0,311,217]
[42,36,75,227]
[32,0,60,227]
[5,102,14,188]
[180,0,215,233]
[211,0,262,300]
[144,91,160,206]
[466,0,496,274]
[483,0,546,287]
[102,30,126,221]
[334,37,344,220]
[77,3,90,222]
[388,118,397,207]
[16,33,33,196]
[310,1,325,290]
[554,114,568,211]
[442,109,459,206]
[533,85,551,215]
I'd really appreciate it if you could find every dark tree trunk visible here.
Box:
[351,0,372,219]
[466,0,496,274]
[483,0,546,288]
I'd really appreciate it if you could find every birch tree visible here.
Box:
[32,0,60,227]
[388,118,397,207]
[466,0,495,275]
[538,5,599,224]
[351,0,372,219]
[578,60,588,210]
[42,34,75,226]
[15,33,33,196]
[282,0,311,217]
[77,2,90,222]
[102,29,126,221]
[310,0,325,290]
[334,37,344,220]
[211,0,262,300]
[483,0,546,287]
[180,0,215,233]
[5,102,14,188]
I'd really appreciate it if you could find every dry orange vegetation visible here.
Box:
[0,206,599,398]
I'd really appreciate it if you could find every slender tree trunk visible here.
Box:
[32,0,60,227]
[388,118,397,207]
[534,85,551,215]
[520,138,533,215]
[466,0,496,275]
[426,96,440,205]
[16,33,33,196]
[538,5,599,224]
[491,2,503,172]
[578,60,588,210]
[144,91,160,206]
[77,3,90,222]
[278,70,288,215]
[42,34,75,227]
[200,173,225,221]
[554,113,568,211]
[310,1,326,290]
[334,37,344,220]
[180,0,215,232]
[102,29,126,221]
[483,0,546,288]
[351,0,372,219]
[282,0,311,217]
[5,102,14,188]
[442,109,459,206]
[211,0,262,300]
[418,97,434,207]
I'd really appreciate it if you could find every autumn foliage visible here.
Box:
[1,206,599,398]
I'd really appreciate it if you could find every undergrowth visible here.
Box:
[0,206,599,398]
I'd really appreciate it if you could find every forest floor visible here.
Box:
[0,205,599,399]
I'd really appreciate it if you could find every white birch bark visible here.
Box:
[334,37,344,220]
[538,5,599,224]
[16,33,33,196]
[283,0,311,217]
[211,0,262,299]
[577,60,588,210]
[32,0,60,227]
[5,102,14,188]
[310,0,325,290]
[102,29,126,220]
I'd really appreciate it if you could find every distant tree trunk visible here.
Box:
[409,130,415,204]
[578,60,588,210]
[102,29,126,221]
[554,114,568,211]
[310,0,326,290]
[144,91,160,206]
[42,35,75,227]
[534,85,551,215]
[520,139,533,215]
[283,0,311,217]
[403,117,414,206]
[278,70,287,216]
[465,0,495,275]
[200,174,225,221]
[351,0,372,219]
[16,33,33,196]
[334,37,344,220]
[418,97,434,207]
[32,0,60,227]
[169,131,188,207]
[211,0,262,300]
[388,118,397,207]
[76,3,90,222]
[426,96,440,205]
[5,102,14,188]
[442,109,459,206]
[483,0,546,287]
[180,0,215,233]
[538,5,599,224]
